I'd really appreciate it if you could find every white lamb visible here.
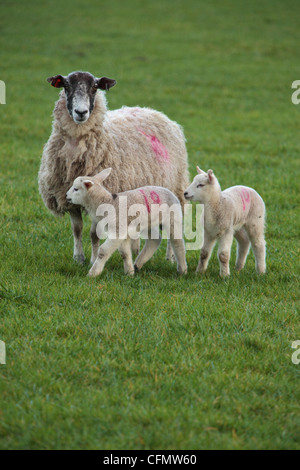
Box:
[38,71,189,265]
[66,168,188,277]
[184,167,266,276]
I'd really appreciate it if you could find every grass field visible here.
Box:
[0,0,300,450]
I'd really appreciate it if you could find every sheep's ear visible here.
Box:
[196,166,203,174]
[207,169,214,183]
[96,77,117,91]
[47,75,66,88]
[94,167,112,183]
[83,180,94,190]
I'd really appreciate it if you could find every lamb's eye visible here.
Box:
[74,188,78,192]
[197,184,204,188]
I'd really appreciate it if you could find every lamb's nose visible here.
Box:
[75,109,88,117]
[184,191,188,196]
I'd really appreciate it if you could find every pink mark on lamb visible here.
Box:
[139,189,151,213]
[150,191,161,204]
[137,128,169,163]
[139,189,161,213]
[240,188,251,211]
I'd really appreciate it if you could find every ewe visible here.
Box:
[184,167,266,276]
[66,168,188,277]
[38,71,189,264]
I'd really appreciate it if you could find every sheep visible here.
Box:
[66,168,188,277]
[38,71,189,265]
[184,167,266,276]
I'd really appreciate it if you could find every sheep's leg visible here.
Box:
[131,238,140,257]
[90,221,99,265]
[134,234,162,272]
[170,238,187,275]
[69,208,85,264]
[166,240,176,263]
[119,239,135,276]
[217,231,233,277]
[234,227,250,271]
[245,223,266,274]
[88,238,121,277]
[196,233,216,273]
[251,238,266,274]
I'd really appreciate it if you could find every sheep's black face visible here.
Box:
[47,72,116,125]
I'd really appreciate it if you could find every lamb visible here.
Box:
[38,71,189,264]
[184,167,266,276]
[66,168,188,277]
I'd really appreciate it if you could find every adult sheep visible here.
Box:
[38,71,189,264]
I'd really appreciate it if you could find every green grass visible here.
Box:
[0,0,300,450]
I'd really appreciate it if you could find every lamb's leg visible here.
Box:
[90,221,99,265]
[196,233,216,273]
[251,239,266,274]
[234,227,250,271]
[170,238,187,275]
[88,238,121,277]
[217,231,233,277]
[119,239,135,276]
[134,236,162,272]
[245,223,266,274]
[131,238,140,257]
[69,208,85,264]
[166,240,176,263]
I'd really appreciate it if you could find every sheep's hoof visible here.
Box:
[178,267,188,275]
[220,272,230,278]
[74,254,86,265]
[87,270,98,278]
[195,266,205,274]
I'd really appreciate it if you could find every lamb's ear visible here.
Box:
[96,77,117,91]
[83,180,94,190]
[47,75,66,88]
[207,169,214,183]
[94,167,112,183]
[196,166,203,174]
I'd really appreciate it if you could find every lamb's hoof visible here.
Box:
[195,267,205,274]
[134,264,140,273]
[178,268,188,275]
[74,254,86,265]
[87,270,98,278]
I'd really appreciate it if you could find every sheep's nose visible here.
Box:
[184,191,188,196]
[75,109,88,118]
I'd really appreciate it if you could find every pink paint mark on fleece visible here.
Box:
[240,188,251,211]
[139,189,161,213]
[139,189,151,213]
[137,128,169,163]
[150,191,161,204]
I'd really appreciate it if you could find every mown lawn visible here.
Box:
[0,0,299,450]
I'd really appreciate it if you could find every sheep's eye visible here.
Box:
[197,184,204,188]
[74,188,78,192]
[91,85,98,93]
